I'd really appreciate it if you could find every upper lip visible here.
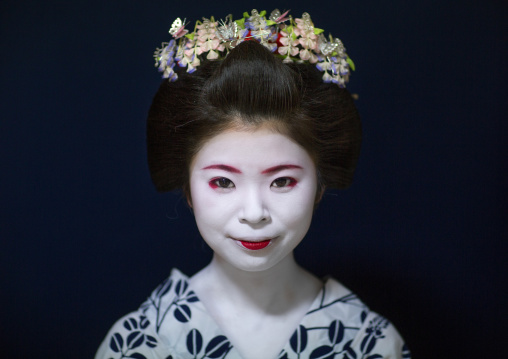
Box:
[230,236,276,242]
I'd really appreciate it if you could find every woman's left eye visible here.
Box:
[209,177,235,189]
[271,177,296,188]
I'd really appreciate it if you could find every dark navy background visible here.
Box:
[1,0,506,358]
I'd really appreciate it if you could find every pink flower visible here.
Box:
[298,36,317,50]
[206,50,219,60]
[299,48,318,63]
[196,18,225,55]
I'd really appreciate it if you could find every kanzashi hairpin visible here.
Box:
[153,9,355,87]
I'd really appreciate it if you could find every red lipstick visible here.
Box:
[239,240,271,250]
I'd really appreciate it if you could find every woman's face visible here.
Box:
[189,125,318,272]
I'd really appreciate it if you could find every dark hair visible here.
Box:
[147,40,361,194]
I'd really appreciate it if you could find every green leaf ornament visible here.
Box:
[347,57,356,71]
[235,18,245,28]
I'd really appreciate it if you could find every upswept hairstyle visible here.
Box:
[147,40,361,193]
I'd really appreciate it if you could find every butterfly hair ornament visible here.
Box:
[153,9,355,88]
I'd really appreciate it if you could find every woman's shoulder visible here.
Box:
[299,275,411,359]
[95,268,202,359]
[94,309,162,359]
[351,311,411,359]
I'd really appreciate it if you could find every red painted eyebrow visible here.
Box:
[261,165,302,174]
[202,164,242,173]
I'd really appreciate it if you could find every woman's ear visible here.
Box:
[315,184,326,205]
[183,183,193,208]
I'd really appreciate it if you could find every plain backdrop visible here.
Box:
[1,0,506,358]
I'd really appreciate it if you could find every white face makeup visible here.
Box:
[189,126,318,272]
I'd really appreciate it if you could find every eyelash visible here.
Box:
[271,177,297,188]
[209,177,235,189]
[208,177,297,190]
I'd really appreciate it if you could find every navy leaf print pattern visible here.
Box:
[290,325,308,354]
[183,329,231,359]
[360,311,367,323]
[186,291,199,303]
[156,278,173,298]
[107,315,158,359]
[110,333,124,353]
[140,316,150,329]
[141,276,200,330]
[328,320,345,345]
[127,331,145,350]
[174,304,192,323]
[204,335,231,358]
[186,328,203,355]
[361,335,376,354]
[124,318,138,331]
[145,335,157,348]
[309,345,335,359]
[360,316,389,355]
[342,340,357,359]
[175,279,188,297]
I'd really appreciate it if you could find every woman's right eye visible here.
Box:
[209,177,235,189]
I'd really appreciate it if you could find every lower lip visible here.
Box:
[239,240,271,250]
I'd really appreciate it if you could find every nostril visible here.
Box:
[239,215,268,224]
[239,208,270,224]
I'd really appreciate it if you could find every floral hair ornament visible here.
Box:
[153,9,355,87]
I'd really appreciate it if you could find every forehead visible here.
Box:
[190,127,315,170]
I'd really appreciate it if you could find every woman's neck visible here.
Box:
[192,252,319,314]
[189,252,322,359]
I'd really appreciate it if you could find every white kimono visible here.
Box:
[96,269,410,359]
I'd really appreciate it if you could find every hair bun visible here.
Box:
[203,41,301,119]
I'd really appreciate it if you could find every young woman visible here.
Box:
[96,10,410,359]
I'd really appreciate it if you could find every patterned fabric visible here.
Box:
[96,269,410,359]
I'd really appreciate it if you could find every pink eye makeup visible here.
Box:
[271,177,297,188]
[209,177,235,190]
[203,162,301,192]
[270,177,298,194]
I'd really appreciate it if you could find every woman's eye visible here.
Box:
[209,177,235,189]
[271,177,296,188]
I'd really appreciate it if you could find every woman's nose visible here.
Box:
[238,189,270,224]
